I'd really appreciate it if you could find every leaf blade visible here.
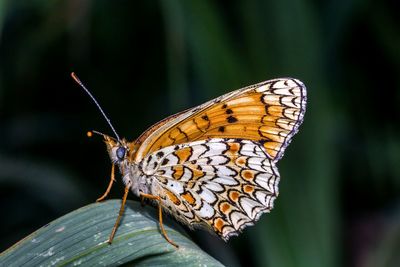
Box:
[0,200,224,267]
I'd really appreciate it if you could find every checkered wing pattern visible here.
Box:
[141,138,279,240]
[131,78,307,239]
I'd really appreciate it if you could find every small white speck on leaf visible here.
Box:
[38,247,54,257]
[50,256,65,266]
[55,226,65,233]
[124,222,134,227]
[73,259,82,266]
[94,232,102,240]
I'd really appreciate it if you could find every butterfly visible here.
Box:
[72,73,307,248]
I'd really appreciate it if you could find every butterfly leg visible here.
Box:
[140,195,145,207]
[107,182,131,244]
[140,193,179,248]
[97,164,116,202]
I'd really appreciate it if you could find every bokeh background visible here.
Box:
[1,1,399,266]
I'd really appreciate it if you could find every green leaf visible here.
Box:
[0,200,224,266]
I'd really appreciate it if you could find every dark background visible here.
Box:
[1,1,399,266]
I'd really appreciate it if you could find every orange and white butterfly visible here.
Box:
[72,73,307,248]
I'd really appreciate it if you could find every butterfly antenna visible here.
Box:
[71,72,121,142]
[88,130,117,141]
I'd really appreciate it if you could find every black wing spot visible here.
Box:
[259,139,268,145]
[201,115,209,121]
[222,104,227,109]
[218,126,225,132]
[226,109,233,114]
[227,116,238,123]
[147,155,153,164]
[162,158,170,166]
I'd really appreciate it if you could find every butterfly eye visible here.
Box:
[116,147,126,161]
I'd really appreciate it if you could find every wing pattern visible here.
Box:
[134,78,306,162]
[140,138,280,240]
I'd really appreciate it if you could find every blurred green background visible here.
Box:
[1,1,399,266]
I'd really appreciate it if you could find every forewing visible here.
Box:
[141,138,280,240]
[135,78,306,162]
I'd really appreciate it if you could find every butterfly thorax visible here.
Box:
[103,135,152,197]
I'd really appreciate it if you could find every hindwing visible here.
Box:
[140,138,280,240]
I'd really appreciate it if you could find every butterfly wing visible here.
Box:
[141,138,279,240]
[134,78,306,162]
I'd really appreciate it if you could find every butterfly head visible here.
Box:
[102,135,128,164]
[96,133,138,164]
[87,130,129,164]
